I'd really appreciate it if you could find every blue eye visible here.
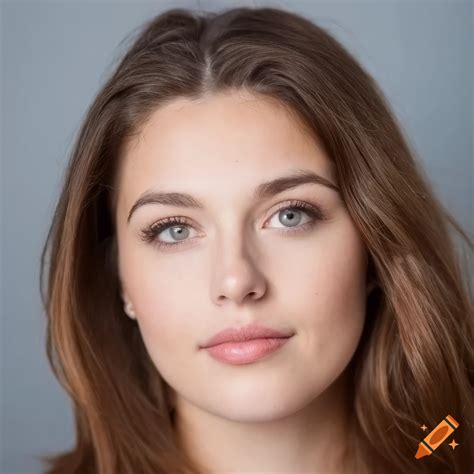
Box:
[139,199,326,251]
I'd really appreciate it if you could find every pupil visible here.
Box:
[282,209,301,227]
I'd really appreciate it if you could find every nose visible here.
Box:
[210,242,267,307]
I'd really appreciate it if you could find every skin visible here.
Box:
[115,89,374,473]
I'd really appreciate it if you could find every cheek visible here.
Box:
[130,277,193,354]
[118,247,196,362]
[280,221,368,361]
[278,223,367,317]
[131,287,196,387]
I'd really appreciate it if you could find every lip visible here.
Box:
[203,337,293,365]
[199,323,295,366]
[200,323,295,348]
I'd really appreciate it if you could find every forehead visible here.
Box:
[117,90,335,205]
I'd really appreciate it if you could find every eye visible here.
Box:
[139,199,326,251]
[139,216,197,250]
[265,200,323,235]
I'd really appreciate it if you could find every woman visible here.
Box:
[38,6,473,474]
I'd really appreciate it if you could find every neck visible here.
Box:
[174,370,354,473]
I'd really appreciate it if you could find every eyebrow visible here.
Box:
[127,168,340,224]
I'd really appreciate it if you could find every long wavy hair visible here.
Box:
[38,6,473,474]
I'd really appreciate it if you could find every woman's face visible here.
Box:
[115,90,370,422]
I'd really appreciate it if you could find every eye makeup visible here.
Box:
[138,199,328,251]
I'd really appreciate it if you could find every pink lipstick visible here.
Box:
[200,323,294,365]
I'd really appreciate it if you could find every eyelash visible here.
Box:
[139,199,326,251]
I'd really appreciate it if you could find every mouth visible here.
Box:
[201,335,294,365]
[200,323,295,349]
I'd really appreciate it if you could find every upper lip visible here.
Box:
[200,323,294,348]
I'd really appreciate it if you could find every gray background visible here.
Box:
[1,1,472,473]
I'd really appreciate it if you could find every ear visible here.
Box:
[123,301,137,319]
[121,291,137,319]
[121,289,128,302]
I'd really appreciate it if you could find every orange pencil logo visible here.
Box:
[415,414,459,459]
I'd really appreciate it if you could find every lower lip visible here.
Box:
[203,337,292,365]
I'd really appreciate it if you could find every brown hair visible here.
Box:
[38,6,473,473]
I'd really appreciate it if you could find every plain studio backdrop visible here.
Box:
[1,1,472,473]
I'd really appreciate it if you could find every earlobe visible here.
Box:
[123,300,137,319]
[120,287,136,319]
